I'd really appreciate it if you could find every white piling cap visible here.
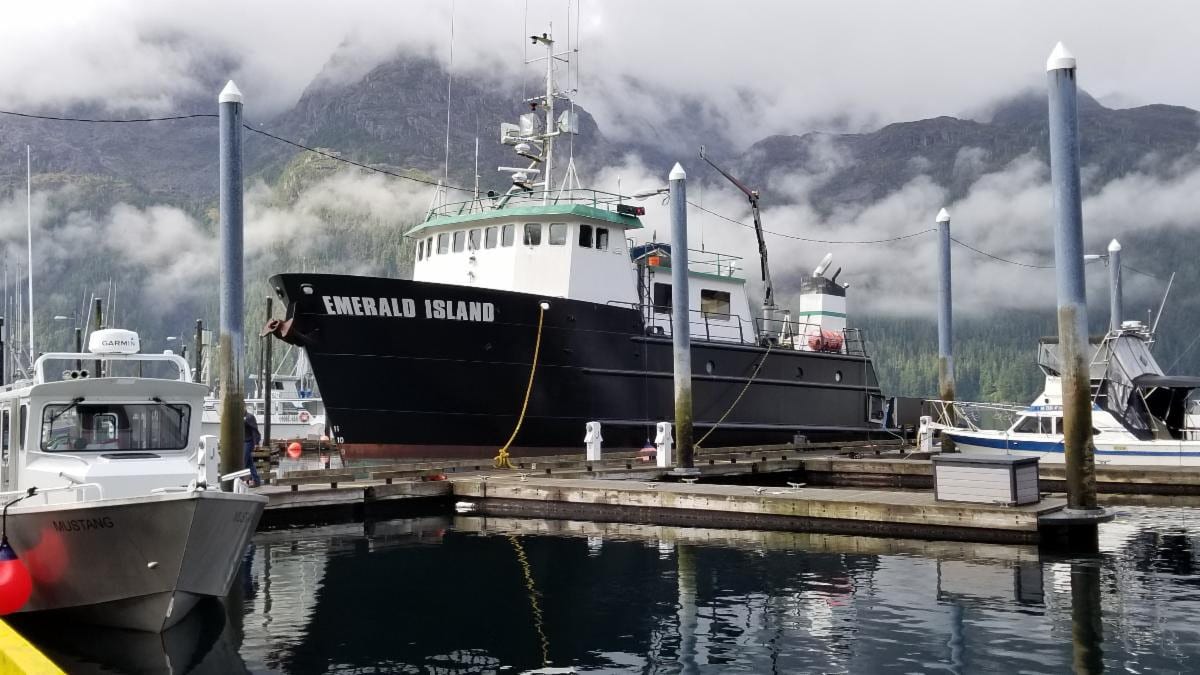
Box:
[936,208,950,223]
[1046,42,1076,71]
[219,80,244,104]
[1108,238,1121,252]
[669,163,686,181]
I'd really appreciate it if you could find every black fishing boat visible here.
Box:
[266,29,899,458]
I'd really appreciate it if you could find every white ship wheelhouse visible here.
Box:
[410,199,642,306]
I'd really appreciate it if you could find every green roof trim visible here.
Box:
[408,203,643,237]
[654,265,744,283]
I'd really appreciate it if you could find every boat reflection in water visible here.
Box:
[19,504,1200,673]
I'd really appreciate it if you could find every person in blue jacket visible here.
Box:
[244,407,262,487]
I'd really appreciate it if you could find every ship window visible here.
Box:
[501,224,515,247]
[579,224,593,248]
[417,239,424,260]
[596,227,610,250]
[549,223,567,245]
[523,223,542,246]
[41,402,190,452]
[653,282,671,314]
[834,370,843,383]
[1014,416,1039,434]
[19,405,26,451]
[437,233,450,254]
[701,289,731,320]
[453,231,466,252]
[1,409,8,455]
[426,237,433,256]
[485,226,498,249]
[468,229,481,250]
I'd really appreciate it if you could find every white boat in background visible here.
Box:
[931,321,1200,465]
[0,329,265,631]
[200,349,326,442]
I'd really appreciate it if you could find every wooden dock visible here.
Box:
[251,444,1197,542]
[449,475,1064,544]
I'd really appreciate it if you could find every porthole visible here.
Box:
[835,370,843,383]
[796,367,804,378]
[705,360,715,375]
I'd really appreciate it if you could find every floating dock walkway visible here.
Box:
[450,475,1065,544]
[248,442,1145,543]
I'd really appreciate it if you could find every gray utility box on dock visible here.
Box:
[932,455,1040,506]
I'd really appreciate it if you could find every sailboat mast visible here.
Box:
[542,26,554,204]
[26,145,34,364]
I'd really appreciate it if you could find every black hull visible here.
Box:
[269,273,890,458]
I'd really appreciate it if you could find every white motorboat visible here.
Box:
[200,348,326,442]
[931,321,1200,465]
[201,374,326,442]
[0,328,266,631]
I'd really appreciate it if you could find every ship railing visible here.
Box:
[425,188,640,220]
[615,301,868,354]
[925,399,1026,432]
[0,481,105,505]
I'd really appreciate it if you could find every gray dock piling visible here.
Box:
[668,162,697,474]
[1046,43,1098,512]
[936,208,956,451]
[193,319,203,383]
[264,297,273,448]
[1107,239,1122,331]
[218,80,246,487]
[91,298,102,377]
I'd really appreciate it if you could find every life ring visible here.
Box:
[299,410,311,423]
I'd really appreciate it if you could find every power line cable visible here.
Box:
[241,125,475,193]
[949,237,1054,269]
[687,200,934,244]
[1124,264,1165,282]
[0,106,475,193]
[0,110,217,123]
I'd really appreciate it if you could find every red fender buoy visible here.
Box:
[286,442,303,459]
[0,538,33,615]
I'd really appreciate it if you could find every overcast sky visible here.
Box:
[3,0,1199,145]
[2,0,1196,322]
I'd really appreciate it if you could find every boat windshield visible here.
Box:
[40,403,190,452]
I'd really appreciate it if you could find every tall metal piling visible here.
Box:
[263,297,273,448]
[1047,42,1098,512]
[936,208,956,451]
[1107,239,1122,331]
[218,81,246,487]
[193,319,204,383]
[668,162,696,473]
[91,298,102,377]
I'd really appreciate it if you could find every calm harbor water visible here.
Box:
[13,503,1200,673]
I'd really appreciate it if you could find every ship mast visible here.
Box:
[495,27,576,207]
[538,30,554,204]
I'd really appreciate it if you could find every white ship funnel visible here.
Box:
[798,253,847,350]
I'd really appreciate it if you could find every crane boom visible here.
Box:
[699,146,775,309]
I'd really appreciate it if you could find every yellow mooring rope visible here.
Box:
[494,304,546,469]
[509,534,551,667]
[695,340,773,450]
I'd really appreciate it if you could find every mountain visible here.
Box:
[736,89,1200,213]
[0,50,1198,403]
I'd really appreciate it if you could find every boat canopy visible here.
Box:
[1134,374,1200,389]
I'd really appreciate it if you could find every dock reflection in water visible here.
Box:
[18,506,1200,673]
